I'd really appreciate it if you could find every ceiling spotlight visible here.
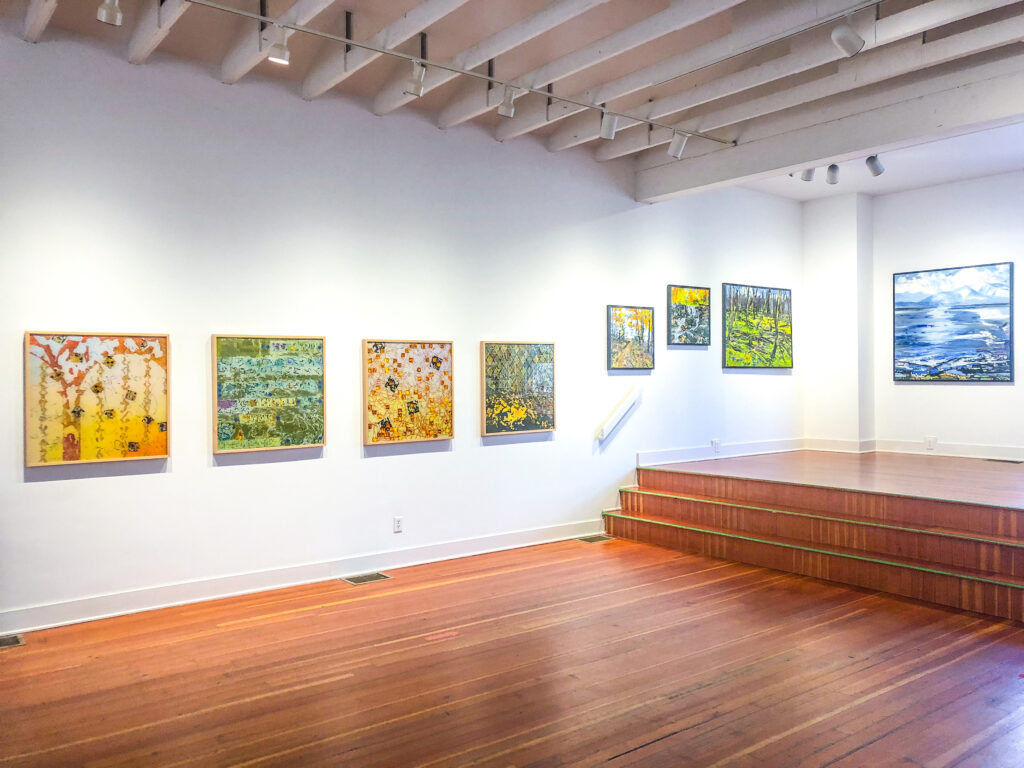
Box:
[800,168,815,182]
[866,155,885,177]
[666,131,688,160]
[266,29,290,66]
[498,86,518,119]
[96,0,123,26]
[826,164,840,185]
[831,23,865,58]
[405,60,427,98]
[599,110,619,141]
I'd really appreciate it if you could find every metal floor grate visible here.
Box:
[341,572,392,586]
[577,534,614,543]
[0,634,24,649]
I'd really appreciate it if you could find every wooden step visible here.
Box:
[603,510,1024,622]
[637,466,1024,540]
[619,487,1024,579]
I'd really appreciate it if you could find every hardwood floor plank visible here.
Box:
[3,540,1024,767]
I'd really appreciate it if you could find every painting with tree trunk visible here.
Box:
[722,284,793,368]
[213,335,325,453]
[363,340,453,444]
[607,305,654,370]
[24,333,169,466]
[481,342,555,435]
[667,285,711,345]
[893,262,1013,381]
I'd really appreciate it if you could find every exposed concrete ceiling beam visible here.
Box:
[128,0,192,65]
[371,0,612,116]
[23,0,58,43]
[635,49,1024,202]
[302,0,474,100]
[435,0,743,130]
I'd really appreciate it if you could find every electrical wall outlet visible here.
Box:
[393,516,404,534]
[925,435,937,451]
[711,438,721,454]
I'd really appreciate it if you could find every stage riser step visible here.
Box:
[604,515,1024,623]
[637,469,1023,540]
[621,492,1024,578]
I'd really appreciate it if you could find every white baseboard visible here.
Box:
[637,438,804,467]
[803,438,877,453]
[874,439,1024,461]
[0,519,604,635]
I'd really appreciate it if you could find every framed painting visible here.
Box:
[363,340,453,445]
[893,262,1013,382]
[607,305,654,370]
[667,285,711,346]
[722,283,793,368]
[481,342,555,436]
[24,332,169,466]
[213,335,326,453]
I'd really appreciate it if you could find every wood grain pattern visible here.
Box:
[3,540,1023,767]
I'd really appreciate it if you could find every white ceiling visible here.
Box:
[9,0,1024,202]
[743,121,1024,201]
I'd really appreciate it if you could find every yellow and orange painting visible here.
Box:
[363,340,453,444]
[607,306,654,369]
[25,333,169,466]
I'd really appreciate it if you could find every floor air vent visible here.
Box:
[0,634,24,649]
[577,534,614,543]
[341,572,391,586]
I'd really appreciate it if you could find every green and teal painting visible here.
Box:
[214,336,325,452]
[722,284,793,368]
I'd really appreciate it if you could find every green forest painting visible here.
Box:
[481,342,555,435]
[214,336,325,452]
[607,305,654,370]
[722,284,792,368]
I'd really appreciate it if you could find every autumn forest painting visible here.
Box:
[607,305,654,370]
[722,284,793,368]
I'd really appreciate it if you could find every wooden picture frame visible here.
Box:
[607,305,655,370]
[480,341,556,436]
[362,340,454,445]
[212,335,326,454]
[24,332,171,467]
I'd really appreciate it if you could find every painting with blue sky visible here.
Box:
[893,262,1013,382]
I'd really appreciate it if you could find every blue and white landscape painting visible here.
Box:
[894,262,1013,381]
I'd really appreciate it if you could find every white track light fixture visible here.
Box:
[826,164,840,185]
[96,0,123,26]
[866,155,885,177]
[266,27,290,65]
[800,168,815,182]
[498,86,518,119]
[599,110,619,141]
[405,60,427,98]
[666,131,688,160]
[831,22,865,57]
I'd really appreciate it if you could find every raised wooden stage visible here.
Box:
[606,451,1024,622]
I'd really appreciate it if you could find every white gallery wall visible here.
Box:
[871,171,1024,456]
[0,28,805,633]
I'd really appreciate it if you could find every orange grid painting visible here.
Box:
[363,340,453,444]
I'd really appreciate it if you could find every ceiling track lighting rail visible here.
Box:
[180,0,736,148]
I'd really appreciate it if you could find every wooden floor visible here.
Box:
[654,451,1024,509]
[3,539,1024,767]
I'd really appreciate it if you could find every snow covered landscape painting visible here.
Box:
[893,262,1013,382]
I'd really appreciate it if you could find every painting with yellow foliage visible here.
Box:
[363,340,453,444]
[667,285,711,345]
[607,305,654,370]
[481,342,555,436]
[24,332,169,467]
